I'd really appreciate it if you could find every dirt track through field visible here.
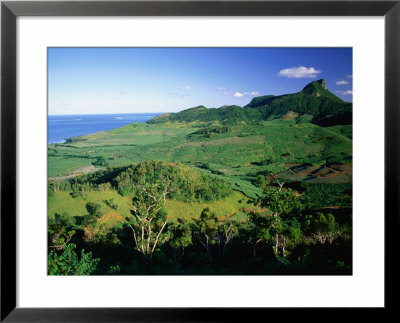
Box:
[48,165,99,181]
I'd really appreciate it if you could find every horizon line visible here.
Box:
[48,112,166,116]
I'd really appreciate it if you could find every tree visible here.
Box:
[167,218,192,270]
[81,202,102,228]
[194,208,219,263]
[194,209,239,265]
[246,212,272,261]
[301,212,340,244]
[48,213,76,251]
[214,219,238,264]
[256,174,267,188]
[103,198,118,210]
[277,217,302,257]
[257,183,303,257]
[85,202,102,218]
[127,176,173,272]
[48,243,99,275]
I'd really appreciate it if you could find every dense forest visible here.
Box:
[48,79,352,275]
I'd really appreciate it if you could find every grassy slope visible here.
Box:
[325,125,352,139]
[49,190,248,220]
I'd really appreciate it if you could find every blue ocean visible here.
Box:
[48,113,160,144]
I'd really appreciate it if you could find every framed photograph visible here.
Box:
[1,0,399,320]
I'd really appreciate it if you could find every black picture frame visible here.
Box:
[1,0,399,321]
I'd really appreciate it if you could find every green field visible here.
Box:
[48,118,351,198]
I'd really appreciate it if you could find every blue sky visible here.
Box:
[48,48,352,115]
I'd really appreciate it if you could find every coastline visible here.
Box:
[48,112,161,144]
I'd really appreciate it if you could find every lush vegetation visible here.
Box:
[48,80,352,275]
[48,180,351,275]
[149,80,352,126]
[49,160,232,202]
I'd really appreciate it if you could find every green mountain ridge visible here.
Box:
[148,79,352,126]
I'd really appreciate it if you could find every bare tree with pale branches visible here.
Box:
[214,220,238,263]
[127,176,173,272]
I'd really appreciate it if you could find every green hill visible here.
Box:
[53,160,233,203]
[148,79,352,126]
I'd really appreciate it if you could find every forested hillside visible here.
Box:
[149,79,352,126]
